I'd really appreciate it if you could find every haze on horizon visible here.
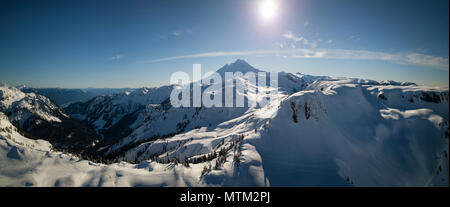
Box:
[0,0,448,88]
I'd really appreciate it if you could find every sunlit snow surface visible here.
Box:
[0,74,448,186]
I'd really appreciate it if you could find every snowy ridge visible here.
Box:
[246,81,448,186]
[65,85,173,135]
[1,83,101,153]
[1,84,66,125]
[20,87,133,107]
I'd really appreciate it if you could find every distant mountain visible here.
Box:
[20,87,134,107]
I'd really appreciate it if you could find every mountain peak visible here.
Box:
[231,59,250,66]
[216,59,263,75]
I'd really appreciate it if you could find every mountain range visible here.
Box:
[19,87,133,107]
[1,59,448,186]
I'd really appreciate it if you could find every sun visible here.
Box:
[259,0,278,21]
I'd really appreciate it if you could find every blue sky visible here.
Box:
[0,0,448,88]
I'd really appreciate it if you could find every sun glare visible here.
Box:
[259,0,278,21]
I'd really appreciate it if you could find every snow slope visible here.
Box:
[0,112,213,187]
[246,80,448,186]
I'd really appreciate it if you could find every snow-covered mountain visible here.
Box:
[65,60,310,158]
[0,60,448,186]
[64,85,174,145]
[250,79,448,186]
[0,84,100,152]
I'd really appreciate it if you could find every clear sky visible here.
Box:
[0,0,448,88]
